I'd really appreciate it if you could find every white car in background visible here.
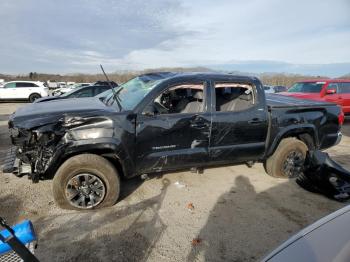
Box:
[263,85,275,93]
[52,83,91,96]
[0,81,49,102]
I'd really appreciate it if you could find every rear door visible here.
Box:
[209,79,269,164]
[12,82,36,99]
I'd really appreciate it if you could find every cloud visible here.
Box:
[0,0,349,74]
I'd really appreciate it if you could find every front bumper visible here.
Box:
[2,147,32,178]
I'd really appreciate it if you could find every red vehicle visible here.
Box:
[279,79,350,114]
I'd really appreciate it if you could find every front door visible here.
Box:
[209,80,268,164]
[0,82,16,99]
[135,81,211,173]
[324,82,343,109]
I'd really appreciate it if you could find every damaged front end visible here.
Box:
[297,151,350,201]
[4,119,67,182]
[3,113,115,183]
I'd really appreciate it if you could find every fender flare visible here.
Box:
[46,139,134,178]
[266,124,318,158]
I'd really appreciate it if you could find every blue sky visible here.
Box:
[0,0,349,76]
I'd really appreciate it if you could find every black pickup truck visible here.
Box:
[4,72,343,210]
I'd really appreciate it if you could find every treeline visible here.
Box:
[1,67,348,87]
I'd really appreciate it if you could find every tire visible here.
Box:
[53,154,120,210]
[265,137,308,178]
[29,93,41,102]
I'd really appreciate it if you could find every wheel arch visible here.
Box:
[28,92,41,98]
[266,125,318,158]
[46,143,131,179]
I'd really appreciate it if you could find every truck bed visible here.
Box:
[265,93,338,109]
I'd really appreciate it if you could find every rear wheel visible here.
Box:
[53,154,120,210]
[29,93,41,102]
[265,137,308,178]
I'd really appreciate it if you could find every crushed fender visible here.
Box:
[297,150,350,201]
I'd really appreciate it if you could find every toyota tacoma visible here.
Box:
[3,72,344,210]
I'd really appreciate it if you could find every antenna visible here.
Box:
[100,64,116,97]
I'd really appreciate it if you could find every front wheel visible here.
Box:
[265,138,308,178]
[29,93,41,102]
[53,154,120,210]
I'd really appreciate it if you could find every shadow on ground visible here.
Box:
[0,194,24,224]
[35,178,170,262]
[187,176,345,261]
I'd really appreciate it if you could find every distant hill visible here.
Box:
[208,61,350,78]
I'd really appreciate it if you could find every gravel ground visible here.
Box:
[0,102,349,262]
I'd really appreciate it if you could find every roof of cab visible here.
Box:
[138,71,259,82]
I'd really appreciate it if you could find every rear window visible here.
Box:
[288,82,325,93]
[15,82,38,87]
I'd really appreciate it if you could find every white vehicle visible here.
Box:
[52,83,91,96]
[0,81,49,102]
[263,85,276,94]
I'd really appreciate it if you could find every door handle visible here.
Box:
[191,122,208,129]
[248,118,263,124]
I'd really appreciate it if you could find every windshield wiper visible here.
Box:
[100,64,123,110]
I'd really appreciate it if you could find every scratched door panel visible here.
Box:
[135,112,210,173]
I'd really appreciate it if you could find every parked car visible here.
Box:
[263,85,275,93]
[273,85,287,93]
[279,79,350,115]
[35,85,111,103]
[52,83,91,96]
[262,205,350,261]
[0,81,49,102]
[92,81,118,87]
[4,72,343,210]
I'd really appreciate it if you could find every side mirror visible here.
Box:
[142,104,156,117]
[326,88,337,95]
[142,110,155,117]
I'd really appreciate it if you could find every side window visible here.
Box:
[4,83,16,88]
[96,86,110,95]
[327,83,339,93]
[144,83,205,115]
[215,82,255,112]
[15,82,37,88]
[340,83,350,94]
[74,87,93,98]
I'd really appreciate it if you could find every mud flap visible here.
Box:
[297,151,350,201]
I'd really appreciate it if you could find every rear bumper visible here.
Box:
[320,132,342,149]
[335,132,342,146]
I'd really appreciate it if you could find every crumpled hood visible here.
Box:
[9,97,117,129]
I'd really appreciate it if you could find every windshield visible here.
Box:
[103,76,162,110]
[288,82,325,93]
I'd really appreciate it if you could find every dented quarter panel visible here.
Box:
[265,94,341,157]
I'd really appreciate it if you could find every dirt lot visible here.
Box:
[0,102,349,262]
